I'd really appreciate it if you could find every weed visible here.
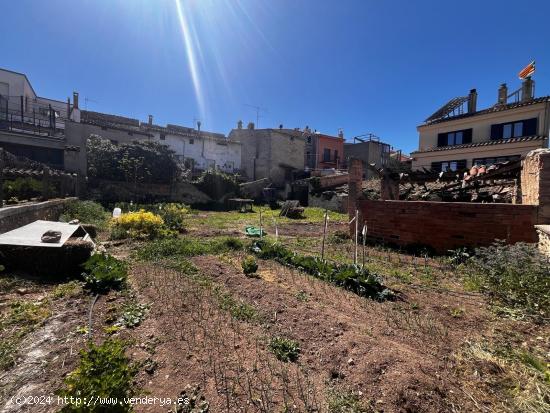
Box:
[53,281,83,299]
[465,241,550,319]
[120,302,150,328]
[295,290,309,302]
[82,254,128,294]
[215,289,259,322]
[60,200,110,230]
[327,387,372,413]
[450,307,465,318]
[269,336,300,363]
[0,300,51,369]
[103,325,122,335]
[241,255,259,277]
[136,236,243,261]
[329,230,351,244]
[58,339,137,412]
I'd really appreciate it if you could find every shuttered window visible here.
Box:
[437,129,472,147]
[490,118,537,140]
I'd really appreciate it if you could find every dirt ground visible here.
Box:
[0,210,548,413]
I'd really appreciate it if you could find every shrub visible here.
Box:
[241,255,259,277]
[269,336,300,362]
[194,169,240,201]
[120,302,149,328]
[4,177,42,200]
[57,339,137,412]
[251,241,393,301]
[465,242,550,319]
[60,200,110,230]
[110,210,166,240]
[157,203,188,232]
[82,254,128,294]
[87,136,181,184]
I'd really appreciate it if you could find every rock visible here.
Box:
[68,219,80,225]
[347,357,355,366]
[41,230,62,243]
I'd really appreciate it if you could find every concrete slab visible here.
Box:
[0,220,90,248]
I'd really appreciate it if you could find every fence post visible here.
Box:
[321,208,328,260]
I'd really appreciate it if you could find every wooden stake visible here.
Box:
[354,209,358,265]
[321,208,328,260]
[362,224,367,268]
[259,207,263,239]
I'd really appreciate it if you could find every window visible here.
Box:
[160,134,166,140]
[437,129,472,147]
[431,159,467,172]
[307,136,312,143]
[491,118,537,140]
[189,138,194,144]
[323,148,331,162]
[473,155,520,166]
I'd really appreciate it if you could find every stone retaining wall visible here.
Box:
[0,198,76,234]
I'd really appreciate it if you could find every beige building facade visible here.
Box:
[412,81,549,171]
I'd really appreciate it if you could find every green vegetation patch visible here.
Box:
[268,336,300,363]
[82,254,128,294]
[136,236,244,261]
[464,242,549,319]
[0,300,51,369]
[57,339,137,412]
[60,200,110,230]
[251,240,394,301]
[241,255,259,277]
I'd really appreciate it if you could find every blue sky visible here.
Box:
[2,0,549,153]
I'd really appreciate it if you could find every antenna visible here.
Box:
[244,104,268,128]
[84,97,99,111]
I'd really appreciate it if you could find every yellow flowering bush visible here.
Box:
[110,210,165,240]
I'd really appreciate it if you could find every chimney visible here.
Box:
[497,83,508,105]
[338,128,344,139]
[279,124,283,129]
[197,120,201,132]
[73,92,79,109]
[467,89,477,113]
[247,122,255,130]
[237,120,243,129]
[148,115,153,126]
[521,77,534,102]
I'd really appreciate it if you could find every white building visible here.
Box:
[140,122,242,174]
[0,68,70,130]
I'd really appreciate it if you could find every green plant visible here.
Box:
[327,387,372,413]
[82,254,128,294]
[60,200,110,230]
[157,203,189,232]
[216,290,259,322]
[194,169,240,201]
[53,281,83,299]
[241,255,259,277]
[295,290,309,302]
[136,236,244,261]
[329,230,350,244]
[465,241,550,319]
[120,302,150,328]
[251,241,394,301]
[110,210,166,240]
[57,339,137,412]
[4,177,43,200]
[268,336,300,362]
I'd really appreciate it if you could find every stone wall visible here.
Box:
[357,199,538,253]
[0,198,76,234]
[521,148,550,223]
[535,225,550,257]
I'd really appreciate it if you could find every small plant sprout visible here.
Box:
[241,255,259,277]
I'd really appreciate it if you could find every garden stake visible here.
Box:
[362,224,367,268]
[259,207,263,239]
[321,208,328,260]
[354,209,359,265]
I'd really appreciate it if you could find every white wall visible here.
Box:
[0,69,35,99]
[151,131,241,173]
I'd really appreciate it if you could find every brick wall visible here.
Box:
[358,200,538,253]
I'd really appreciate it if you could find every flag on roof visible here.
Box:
[518,61,535,79]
